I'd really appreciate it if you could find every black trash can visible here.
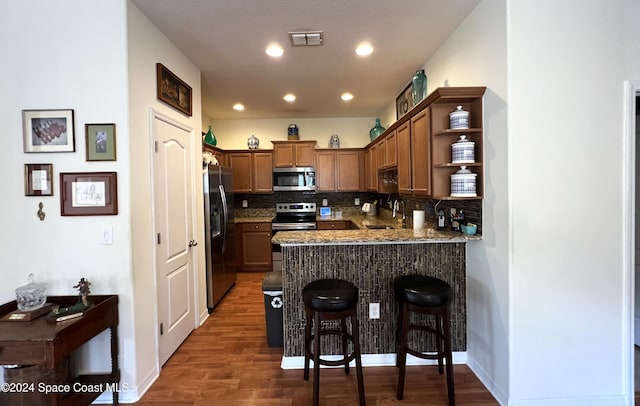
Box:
[262,271,283,347]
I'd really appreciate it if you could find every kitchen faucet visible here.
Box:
[393,200,407,228]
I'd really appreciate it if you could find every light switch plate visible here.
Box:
[242,200,248,208]
[355,198,360,205]
[102,226,113,245]
[322,199,328,206]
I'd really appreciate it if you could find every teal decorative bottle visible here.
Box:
[369,118,385,141]
[412,69,427,105]
[204,126,217,146]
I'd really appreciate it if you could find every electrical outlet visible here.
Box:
[355,198,360,206]
[369,303,380,319]
[242,200,248,208]
[322,199,328,206]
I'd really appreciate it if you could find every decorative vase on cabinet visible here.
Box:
[369,118,385,141]
[411,70,427,104]
[204,126,217,146]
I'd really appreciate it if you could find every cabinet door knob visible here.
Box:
[255,225,259,229]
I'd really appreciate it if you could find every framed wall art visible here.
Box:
[60,172,118,216]
[396,83,413,120]
[85,123,116,161]
[156,63,192,116]
[23,109,75,153]
[24,164,53,196]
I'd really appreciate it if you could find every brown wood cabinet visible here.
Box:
[407,108,431,196]
[315,150,335,191]
[315,149,364,192]
[365,144,378,191]
[336,150,364,191]
[385,131,397,167]
[203,144,226,167]
[228,151,273,193]
[272,141,316,168]
[370,87,486,200]
[429,98,484,199]
[238,222,272,271]
[317,220,351,230]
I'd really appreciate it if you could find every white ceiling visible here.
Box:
[130,0,480,120]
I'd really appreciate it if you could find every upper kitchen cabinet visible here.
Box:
[398,109,430,196]
[429,90,484,200]
[203,144,227,167]
[369,87,486,200]
[315,149,364,192]
[272,141,316,168]
[228,151,273,193]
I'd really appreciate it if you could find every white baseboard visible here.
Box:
[281,351,467,369]
[466,358,508,405]
[92,364,159,404]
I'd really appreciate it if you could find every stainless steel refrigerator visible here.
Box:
[203,165,236,311]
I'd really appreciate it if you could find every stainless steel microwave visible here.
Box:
[272,167,316,192]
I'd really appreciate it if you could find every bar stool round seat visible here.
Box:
[394,275,455,405]
[303,279,365,406]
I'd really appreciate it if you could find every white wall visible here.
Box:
[0,0,133,390]
[0,1,203,402]
[419,0,510,402]
[508,0,636,404]
[210,117,374,149]
[127,1,203,401]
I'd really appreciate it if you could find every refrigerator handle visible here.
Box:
[219,184,228,253]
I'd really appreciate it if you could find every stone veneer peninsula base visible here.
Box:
[279,240,467,367]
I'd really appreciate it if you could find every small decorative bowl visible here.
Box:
[460,223,477,236]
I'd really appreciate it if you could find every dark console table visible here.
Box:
[0,295,119,405]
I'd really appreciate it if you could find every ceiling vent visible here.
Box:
[289,31,324,46]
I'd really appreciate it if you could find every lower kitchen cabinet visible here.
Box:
[238,222,273,271]
[317,220,351,230]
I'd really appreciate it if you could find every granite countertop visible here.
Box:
[274,213,481,245]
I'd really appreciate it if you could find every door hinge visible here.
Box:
[157,233,161,244]
[154,140,158,153]
[160,323,163,335]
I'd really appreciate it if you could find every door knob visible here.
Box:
[189,240,198,247]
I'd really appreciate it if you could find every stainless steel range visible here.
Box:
[271,202,317,271]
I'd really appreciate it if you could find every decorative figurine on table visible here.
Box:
[73,277,92,307]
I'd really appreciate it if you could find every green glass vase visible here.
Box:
[369,118,385,141]
[411,69,427,104]
[204,126,217,146]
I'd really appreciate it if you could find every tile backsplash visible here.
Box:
[234,192,482,233]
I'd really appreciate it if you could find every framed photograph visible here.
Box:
[156,63,192,116]
[60,172,118,216]
[396,82,413,120]
[23,109,75,153]
[24,164,53,196]
[85,123,116,161]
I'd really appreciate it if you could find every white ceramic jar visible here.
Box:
[449,105,470,129]
[451,135,475,164]
[450,166,477,197]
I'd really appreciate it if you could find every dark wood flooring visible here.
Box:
[131,272,499,405]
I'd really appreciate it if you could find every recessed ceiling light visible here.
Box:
[341,93,354,101]
[355,43,373,56]
[233,103,245,111]
[266,44,284,57]
[283,94,296,102]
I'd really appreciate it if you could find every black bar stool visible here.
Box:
[302,279,365,406]
[394,275,454,405]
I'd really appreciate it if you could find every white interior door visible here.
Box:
[151,111,196,365]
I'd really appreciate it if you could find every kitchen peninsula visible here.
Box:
[272,223,478,365]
